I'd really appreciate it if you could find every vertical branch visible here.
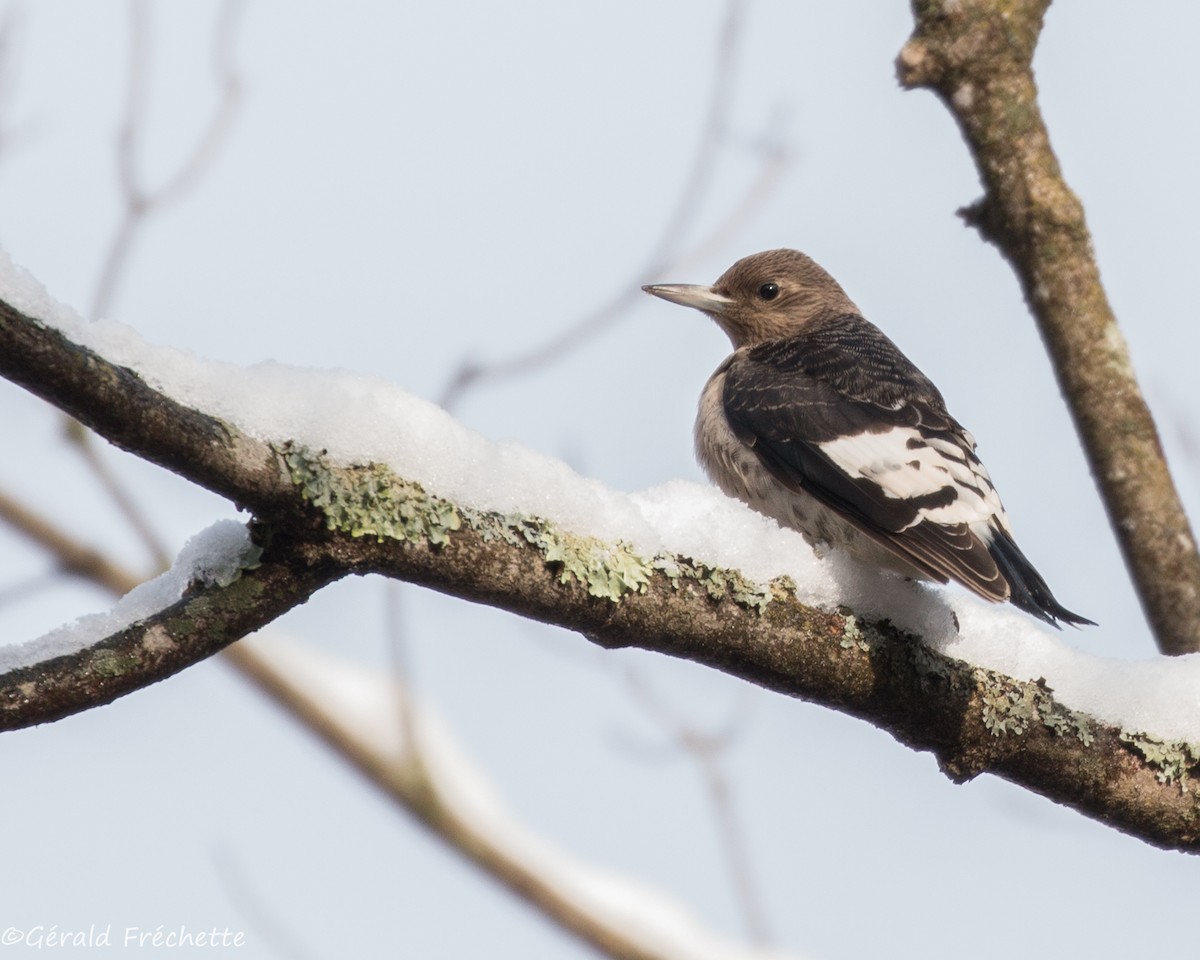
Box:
[897,0,1200,654]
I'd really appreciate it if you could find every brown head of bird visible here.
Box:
[642,249,859,348]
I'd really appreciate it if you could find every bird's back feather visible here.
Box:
[719,313,1091,627]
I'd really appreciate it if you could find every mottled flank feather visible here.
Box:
[643,249,1093,628]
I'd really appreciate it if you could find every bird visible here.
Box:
[642,248,1093,628]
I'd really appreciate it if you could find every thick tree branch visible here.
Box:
[2,297,1199,851]
[897,0,1200,655]
[0,300,293,515]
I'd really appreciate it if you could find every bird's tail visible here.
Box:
[988,528,1095,628]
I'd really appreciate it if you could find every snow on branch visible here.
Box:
[1,258,1200,851]
[0,524,336,728]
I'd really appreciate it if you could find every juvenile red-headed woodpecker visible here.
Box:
[643,248,1092,628]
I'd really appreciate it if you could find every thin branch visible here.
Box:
[897,0,1200,655]
[226,638,797,960]
[0,486,141,594]
[622,669,771,945]
[212,846,324,960]
[439,0,792,411]
[92,0,247,322]
[0,568,70,607]
[0,7,27,157]
[0,548,339,729]
[384,580,418,759]
[62,418,171,571]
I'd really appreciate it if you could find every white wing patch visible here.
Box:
[817,426,1012,534]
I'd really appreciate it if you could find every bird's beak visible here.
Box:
[641,283,732,315]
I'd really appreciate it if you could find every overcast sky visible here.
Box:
[1,3,1198,958]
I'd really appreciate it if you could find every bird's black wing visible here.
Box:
[721,314,1015,606]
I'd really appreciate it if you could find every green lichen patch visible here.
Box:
[650,556,775,613]
[517,519,651,601]
[1119,732,1200,790]
[468,509,775,610]
[1041,702,1094,747]
[279,444,779,611]
[835,610,870,652]
[980,676,1039,737]
[977,672,1093,745]
[281,443,462,546]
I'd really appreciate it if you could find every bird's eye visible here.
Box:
[758,282,780,301]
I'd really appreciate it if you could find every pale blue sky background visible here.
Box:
[1,2,1198,958]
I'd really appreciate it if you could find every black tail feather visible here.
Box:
[988,529,1095,629]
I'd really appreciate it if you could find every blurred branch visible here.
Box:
[69,0,248,571]
[63,417,171,571]
[230,638,799,960]
[1,306,1198,852]
[0,8,27,156]
[92,0,246,321]
[622,669,770,945]
[0,486,141,593]
[212,847,323,960]
[897,0,1200,655]
[439,0,792,411]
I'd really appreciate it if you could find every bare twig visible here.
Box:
[0,568,68,607]
[439,0,792,411]
[92,0,247,321]
[384,581,418,757]
[63,418,171,571]
[212,847,324,960]
[897,0,1200,655]
[0,8,26,156]
[621,669,770,945]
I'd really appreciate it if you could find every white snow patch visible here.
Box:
[0,520,253,673]
[0,249,79,328]
[937,601,1200,741]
